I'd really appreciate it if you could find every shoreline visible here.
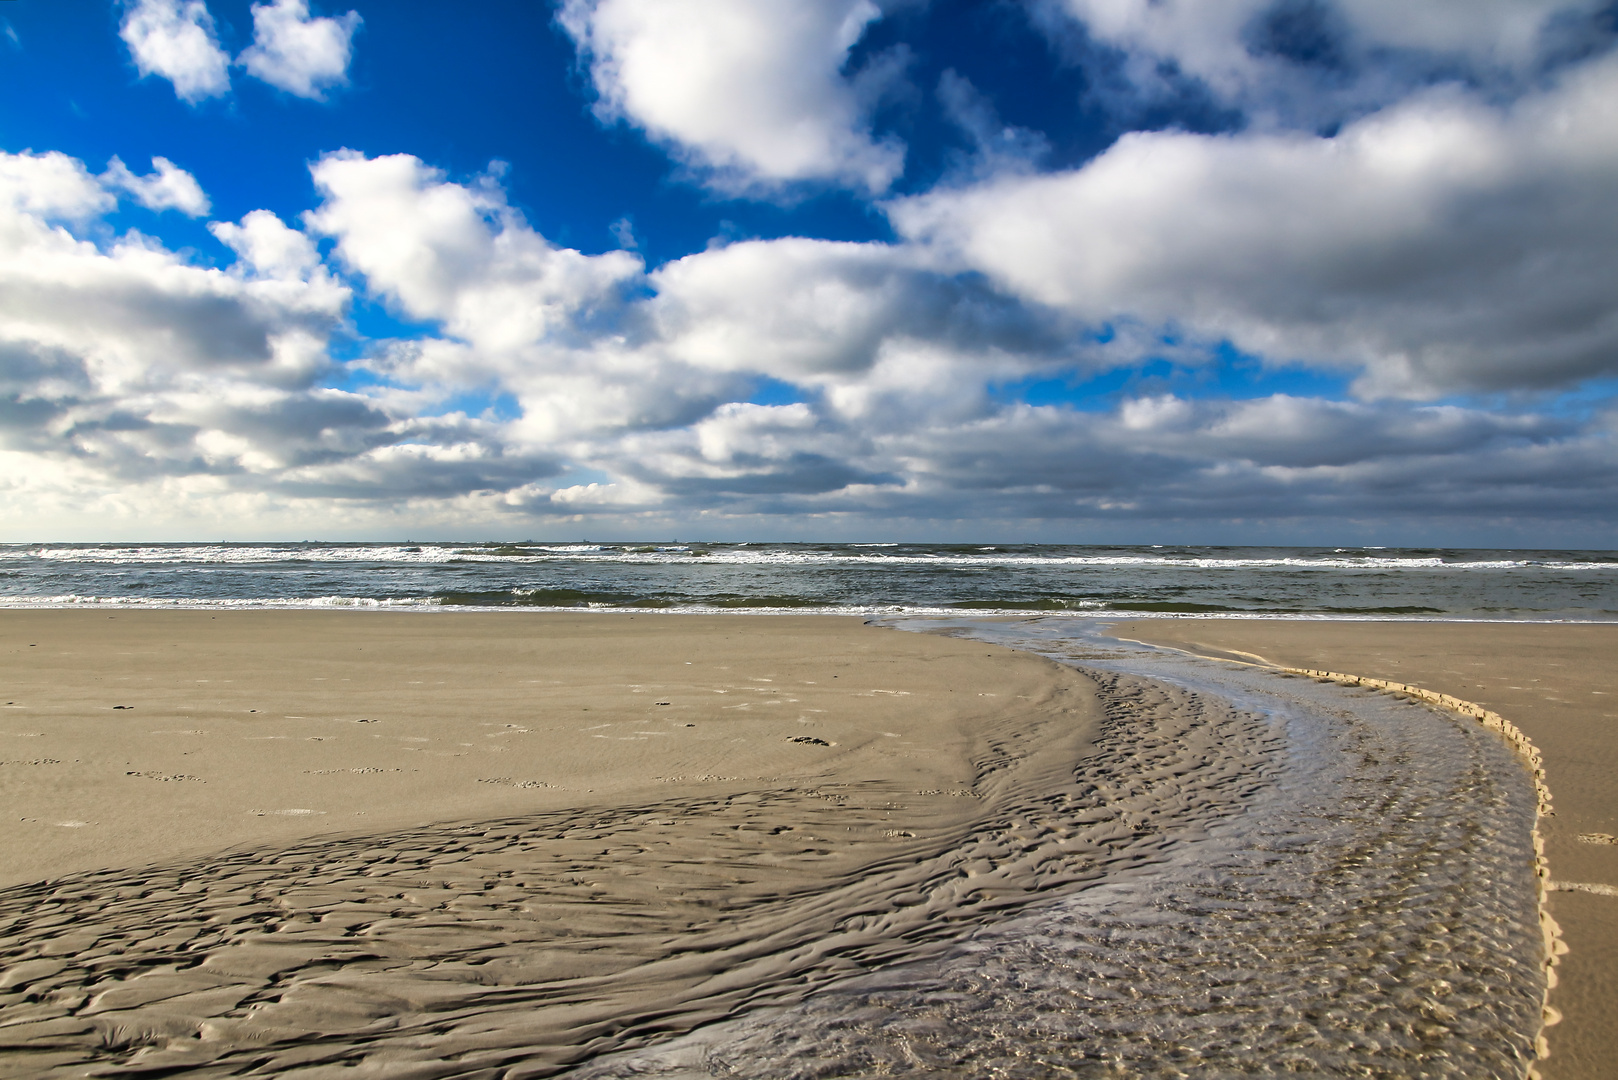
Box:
[0,610,1596,1074]
[3,598,1617,622]
[0,610,1110,1073]
[1113,617,1616,1080]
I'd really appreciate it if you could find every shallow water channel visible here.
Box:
[0,618,1544,1077]
[574,617,1545,1079]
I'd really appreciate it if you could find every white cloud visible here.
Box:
[0,197,343,398]
[303,152,727,447]
[0,151,113,221]
[306,151,642,354]
[1336,0,1590,62]
[935,69,1051,182]
[0,150,400,503]
[608,216,638,250]
[558,0,906,197]
[281,147,1618,532]
[556,379,1613,533]
[101,156,211,217]
[119,0,231,104]
[889,51,1618,398]
[239,0,361,100]
[211,209,323,280]
[1035,0,1616,130]
[4,119,1617,538]
[645,236,1071,385]
[649,239,938,378]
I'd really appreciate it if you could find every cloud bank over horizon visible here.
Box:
[2,1,1616,543]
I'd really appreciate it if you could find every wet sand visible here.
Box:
[1113,618,1618,1080]
[0,610,1574,1076]
[0,611,1109,1076]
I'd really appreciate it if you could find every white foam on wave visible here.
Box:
[4,543,1613,572]
[0,594,1602,623]
[0,594,439,610]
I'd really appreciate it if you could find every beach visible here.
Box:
[1,610,1122,1075]
[0,608,1594,1076]
[1115,618,1617,1080]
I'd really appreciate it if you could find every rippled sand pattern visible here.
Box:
[0,663,1277,1076]
[575,625,1546,1079]
[0,626,1543,1078]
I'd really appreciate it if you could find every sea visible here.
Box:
[2,541,1606,1075]
[2,541,1616,618]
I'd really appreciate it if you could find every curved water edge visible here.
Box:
[0,647,1277,1075]
[574,617,1548,1077]
[0,618,1548,1077]
[1252,661,1565,1074]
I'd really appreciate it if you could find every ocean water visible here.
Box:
[1,541,1615,618]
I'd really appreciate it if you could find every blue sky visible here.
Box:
[1,0,1617,543]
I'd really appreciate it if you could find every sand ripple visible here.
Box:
[0,625,1543,1078]
[0,662,1277,1076]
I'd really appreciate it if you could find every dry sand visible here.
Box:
[0,611,1086,889]
[1113,618,1618,1080]
[0,611,1112,1076]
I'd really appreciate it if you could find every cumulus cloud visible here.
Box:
[268,148,1618,532]
[554,382,1613,533]
[0,151,114,221]
[604,400,890,502]
[903,400,1613,526]
[210,209,324,280]
[303,152,740,447]
[101,156,211,217]
[239,0,361,100]
[1034,0,1618,130]
[119,0,231,103]
[558,0,906,196]
[306,151,642,353]
[0,181,347,426]
[0,149,554,520]
[889,51,1618,398]
[7,54,1618,539]
[645,237,1072,383]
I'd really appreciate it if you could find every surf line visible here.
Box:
[1277,666,1563,1078]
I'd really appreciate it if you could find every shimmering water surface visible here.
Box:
[2,541,1615,618]
[572,619,1545,1078]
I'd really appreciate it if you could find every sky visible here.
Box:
[2,0,1617,544]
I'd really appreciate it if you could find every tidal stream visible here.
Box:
[0,620,1543,1077]
[573,618,1545,1078]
